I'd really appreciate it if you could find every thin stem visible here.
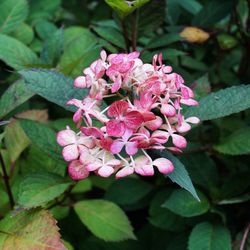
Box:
[240,223,250,250]
[0,152,14,209]
[131,10,138,51]
[121,19,130,52]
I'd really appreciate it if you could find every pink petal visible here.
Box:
[185,117,200,124]
[116,166,134,179]
[74,76,87,88]
[107,100,128,117]
[124,111,143,129]
[160,104,176,117]
[151,130,170,144]
[62,144,79,161]
[135,164,154,176]
[177,122,191,133]
[172,134,187,149]
[86,162,102,171]
[107,159,121,167]
[144,116,163,130]
[125,141,138,156]
[98,166,114,177]
[153,158,174,174]
[57,129,76,146]
[110,140,124,154]
[111,75,122,93]
[73,109,82,123]
[106,120,126,137]
[128,51,140,59]
[68,160,89,180]
[180,98,199,106]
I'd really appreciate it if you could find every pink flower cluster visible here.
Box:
[57,51,199,180]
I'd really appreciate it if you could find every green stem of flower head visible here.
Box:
[0,152,15,209]
[121,19,130,52]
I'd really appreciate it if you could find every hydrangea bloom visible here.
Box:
[57,51,199,180]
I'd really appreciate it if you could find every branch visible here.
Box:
[0,152,15,209]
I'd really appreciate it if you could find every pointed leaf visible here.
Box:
[19,69,88,111]
[0,209,66,249]
[74,199,136,241]
[188,222,231,250]
[17,172,71,208]
[162,189,210,217]
[0,0,28,34]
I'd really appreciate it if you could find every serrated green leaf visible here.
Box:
[0,0,28,34]
[105,178,153,205]
[74,199,136,241]
[151,151,199,200]
[17,172,71,208]
[11,23,34,45]
[4,119,30,162]
[162,189,210,217]
[214,128,250,155]
[192,0,234,27]
[41,28,64,65]
[149,189,186,231]
[19,119,62,161]
[0,79,34,119]
[0,34,39,69]
[0,209,67,249]
[105,0,150,18]
[188,222,231,250]
[185,85,250,121]
[19,69,88,111]
[93,26,126,49]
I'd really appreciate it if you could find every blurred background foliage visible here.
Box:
[0,0,250,249]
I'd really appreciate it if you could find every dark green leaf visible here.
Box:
[162,189,210,217]
[105,178,153,205]
[185,85,250,121]
[19,69,88,111]
[188,222,231,250]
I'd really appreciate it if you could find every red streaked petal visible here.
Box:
[68,160,89,180]
[124,111,143,129]
[107,100,128,117]
[106,120,126,137]
[172,134,187,149]
[62,145,79,161]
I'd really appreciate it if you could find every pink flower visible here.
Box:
[110,129,138,155]
[68,160,89,180]
[106,100,143,137]
[57,128,94,161]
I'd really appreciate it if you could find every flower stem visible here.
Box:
[0,152,15,209]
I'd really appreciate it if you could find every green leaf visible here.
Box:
[19,119,62,161]
[72,179,92,193]
[41,28,64,65]
[11,23,34,45]
[0,209,67,249]
[149,189,186,231]
[162,189,210,217]
[4,120,30,162]
[185,85,250,121]
[188,222,231,250]
[74,199,136,241]
[0,0,28,34]
[105,0,150,18]
[93,26,126,49]
[0,79,34,118]
[177,0,202,15]
[152,151,199,200]
[180,153,218,190]
[192,0,234,27]
[29,0,61,21]
[0,34,39,69]
[17,172,71,208]
[193,74,211,99]
[19,69,88,111]
[35,20,57,41]
[217,193,250,205]
[214,128,250,155]
[105,178,153,205]
[146,33,182,49]
[58,28,100,77]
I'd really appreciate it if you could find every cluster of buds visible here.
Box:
[57,51,199,180]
